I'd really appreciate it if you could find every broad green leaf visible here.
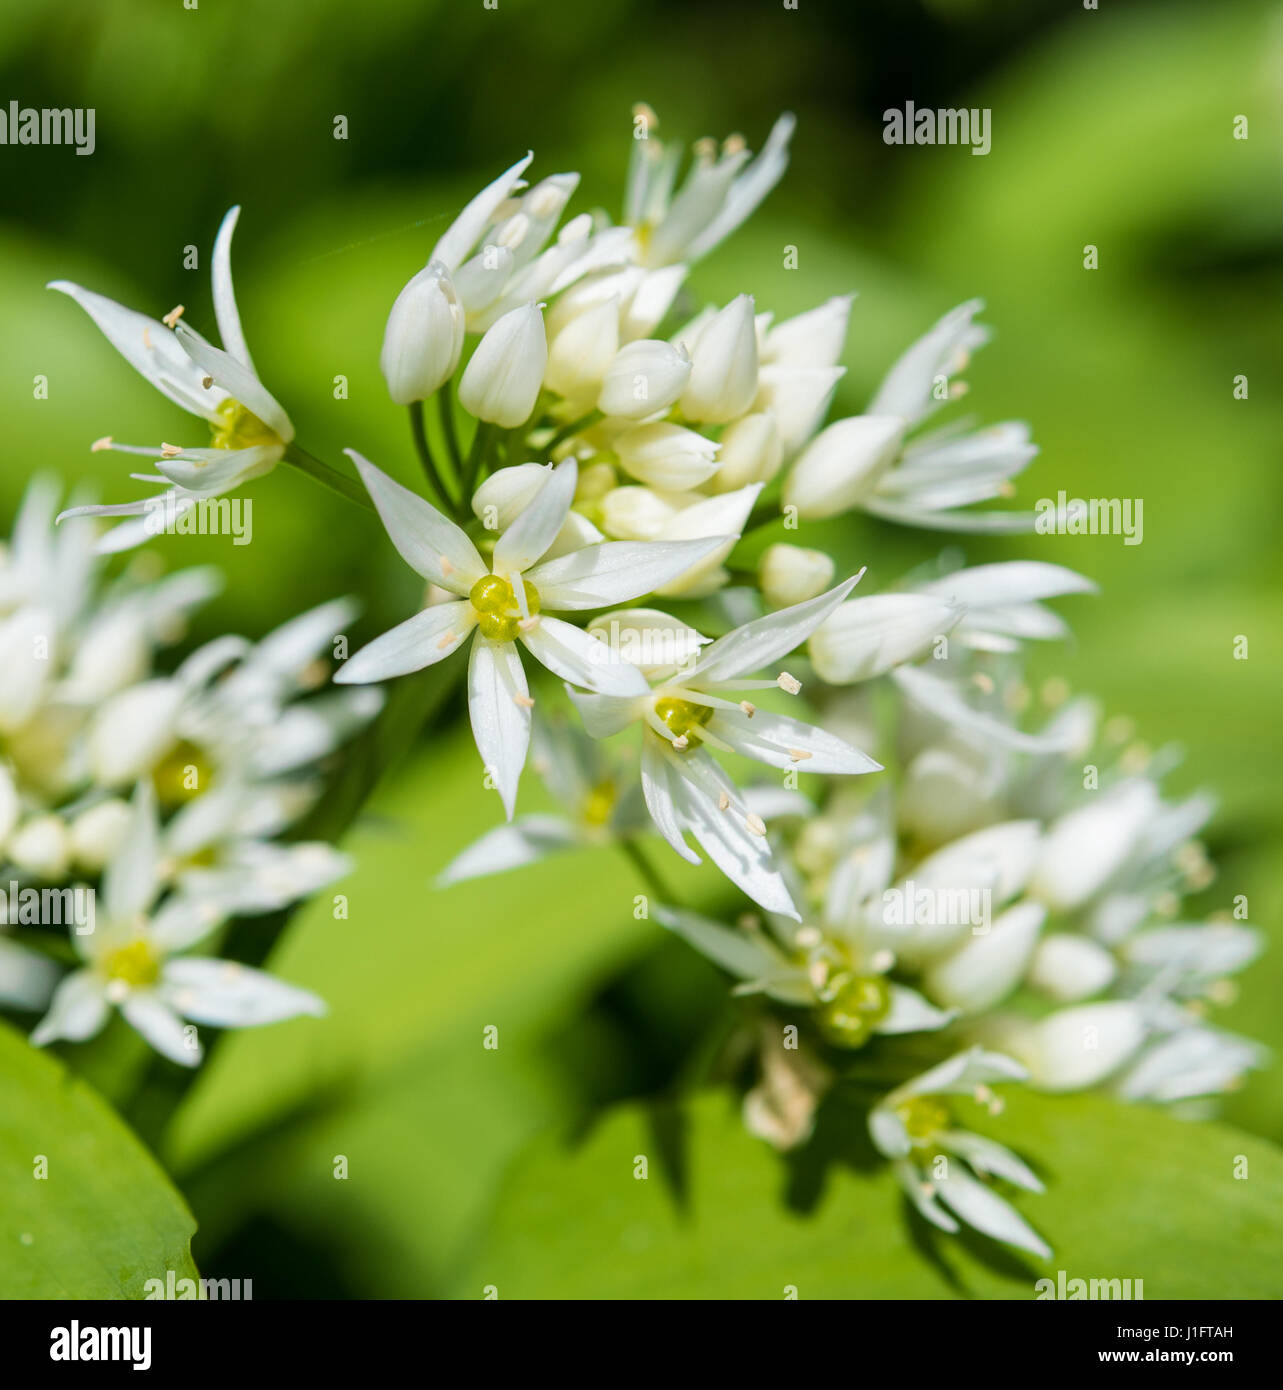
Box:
[455,1088,1283,1299]
[0,1020,199,1298]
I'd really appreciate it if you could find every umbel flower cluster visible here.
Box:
[4,106,1262,1258]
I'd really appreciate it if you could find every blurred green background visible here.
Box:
[2,0,1281,1297]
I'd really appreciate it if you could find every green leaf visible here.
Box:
[455,1088,1283,1299]
[0,1020,199,1298]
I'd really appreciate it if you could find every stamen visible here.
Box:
[90,435,113,452]
[162,305,185,328]
[777,671,802,695]
[436,631,457,650]
[202,375,214,390]
[788,748,812,762]
[513,692,535,709]
[160,443,184,458]
[746,813,766,837]
[717,792,729,811]
[739,700,756,717]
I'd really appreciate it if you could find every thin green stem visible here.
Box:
[545,409,601,455]
[283,444,374,512]
[621,837,673,902]
[438,379,464,477]
[409,401,455,512]
[462,420,497,501]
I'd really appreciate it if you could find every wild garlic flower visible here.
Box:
[569,579,881,916]
[30,785,326,1068]
[334,453,729,817]
[868,1048,1051,1259]
[51,207,293,551]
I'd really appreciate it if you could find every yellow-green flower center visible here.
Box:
[895,1095,951,1146]
[101,939,160,989]
[581,779,617,828]
[816,972,892,1049]
[652,696,714,748]
[469,574,540,642]
[211,397,278,450]
[152,739,214,809]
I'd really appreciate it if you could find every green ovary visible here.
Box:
[816,972,892,1048]
[211,397,278,450]
[652,697,714,747]
[895,1096,951,1146]
[469,574,540,642]
[101,939,160,989]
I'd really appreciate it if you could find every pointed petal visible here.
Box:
[493,459,577,575]
[347,450,486,592]
[335,602,474,684]
[102,781,161,921]
[934,1166,1051,1259]
[173,322,292,442]
[431,151,534,271]
[437,815,580,886]
[711,704,881,776]
[566,686,645,739]
[162,957,326,1027]
[520,615,647,694]
[655,905,791,981]
[468,637,531,819]
[211,205,254,370]
[528,536,730,610]
[120,991,202,1066]
[878,985,957,1035]
[689,574,863,684]
[640,736,700,865]
[31,971,109,1046]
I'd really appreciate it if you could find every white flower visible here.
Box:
[868,299,989,426]
[51,207,293,550]
[911,560,1095,653]
[334,453,729,817]
[1030,778,1161,912]
[30,785,326,1067]
[783,415,906,519]
[380,260,466,404]
[1005,1000,1147,1092]
[624,107,795,267]
[758,543,835,609]
[458,302,548,428]
[569,579,880,915]
[808,593,960,685]
[760,294,853,370]
[677,293,758,423]
[868,1047,1050,1259]
[1116,1026,1266,1104]
[597,339,691,420]
[708,412,782,492]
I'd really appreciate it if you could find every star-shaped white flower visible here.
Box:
[50,206,292,552]
[568,578,881,916]
[30,784,326,1068]
[334,453,731,818]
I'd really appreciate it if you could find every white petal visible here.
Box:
[943,1130,1044,1193]
[162,957,326,1027]
[519,616,647,694]
[917,560,1097,609]
[31,970,109,1046]
[877,985,956,1035]
[711,705,880,776]
[689,575,862,685]
[120,991,202,1066]
[347,451,486,592]
[891,665,1079,753]
[654,905,791,983]
[640,736,700,865]
[923,901,1046,1015]
[431,151,534,270]
[566,686,645,739]
[103,781,161,921]
[149,895,226,953]
[494,459,577,575]
[891,1046,1028,1104]
[467,638,531,820]
[173,322,292,442]
[934,1167,1050,1259]
[437,815,580,886]
[211,205,254,370]
[0,938,60,1011]
[334,602,474,684]
[528,536,729,610]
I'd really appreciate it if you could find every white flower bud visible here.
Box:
[709,412,782,492]
[1014,1001,1146,1092]
[458,302,547,427]
[380,261,465,405]
[87,679,185,787]
[586,608,708,680]
[613,423,719,490]
[471,462,550,529]
[1026,934,1118,1003]
[762,294,853,369]
[1030,779,1160,912]
[678,293,758,423]
[69,798,133,873]
[924,901,1046,1015]
[8,814,70,881]
[544,297,619,402]
[597,340,691,420]
[599,486,678,540]
[783,414,905,519]
[0,607,53,733]
[758,543,835,608]
[755,365,845,456]
[808,594,957,685]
